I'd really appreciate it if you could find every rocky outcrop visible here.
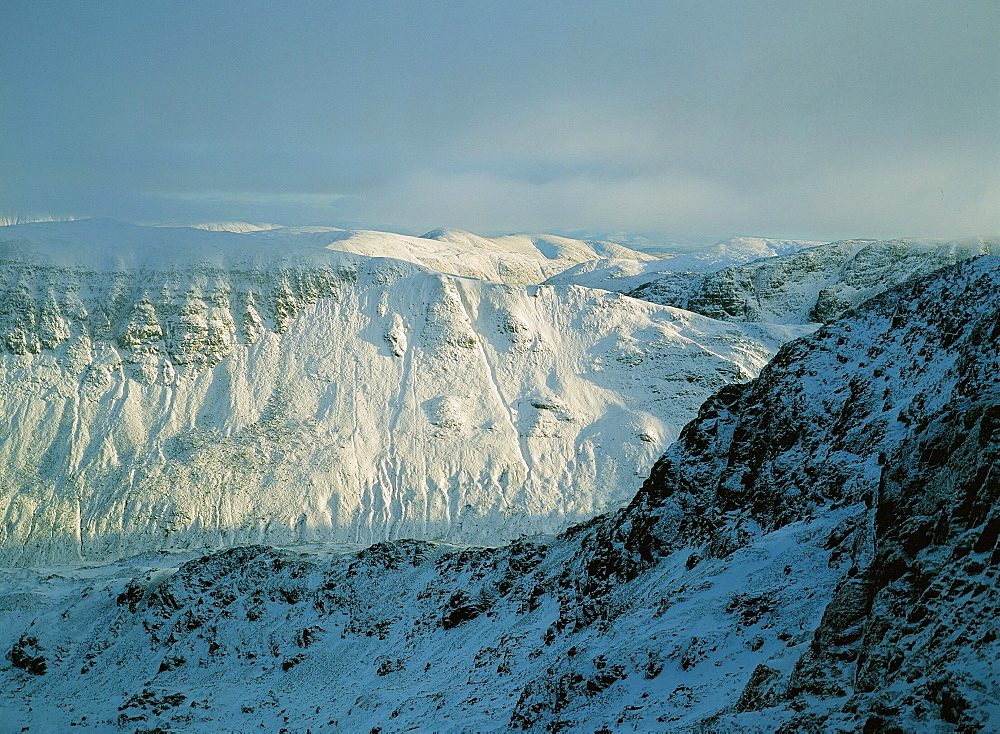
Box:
[631,254,1000,730]
[627,237,996,324]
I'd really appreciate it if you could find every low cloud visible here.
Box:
[157,191,345,207]
[3,1,997,239]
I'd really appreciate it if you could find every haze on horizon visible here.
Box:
[1,0,998,242]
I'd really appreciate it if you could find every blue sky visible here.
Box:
[2,0,998,240]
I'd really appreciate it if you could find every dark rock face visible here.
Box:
[9,635,46,675]
[626,255,1000,729]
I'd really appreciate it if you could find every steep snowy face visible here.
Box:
[626,237,996,323]
[0,221,790,565]
[3,256,997,732]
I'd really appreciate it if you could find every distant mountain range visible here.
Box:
[546,236,825,291]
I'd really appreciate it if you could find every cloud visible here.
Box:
[2,1,998,239]
[157,191,345,207]
[363,143,1000,240]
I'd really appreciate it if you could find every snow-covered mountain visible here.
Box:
[0,220,796,565]
[3,252,997,731]
[545,236,823,292]
[656,236,825,272]
[185,222,283,233]
[229,225,658,285]
[0,214,78,227]
[626,236,996,323]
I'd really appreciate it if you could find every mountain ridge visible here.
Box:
[626,236,997,324]
[0,220,795,565]
[2,252,996,730]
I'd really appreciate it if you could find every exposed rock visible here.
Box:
[627,237,995,324]
[9,634,46,675]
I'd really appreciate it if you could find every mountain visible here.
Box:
[657,236,827,272]
[549,229,721,255]
[626,236,996,324]
[551,230,808,257]
[3,251,996,730]
[544,236,824,293]
[186,222,283,233]
[233,226,658,285]
[0,219,797,566]
[421,228,658,262]
[0,214,77,227]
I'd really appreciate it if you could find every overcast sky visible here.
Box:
[2,0,998,240]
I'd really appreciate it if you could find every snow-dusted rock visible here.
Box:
[627,237,996,323]
[0,511,849,731]
[545,236,823,293]
[622,254,1000,729]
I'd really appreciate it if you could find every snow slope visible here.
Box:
[0,220,796,565]
[3,255,998,731]
[226,225,658,285]
[186,222,283,233]
[627,236,997,323]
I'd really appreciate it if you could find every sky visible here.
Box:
[1,0,998,241]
